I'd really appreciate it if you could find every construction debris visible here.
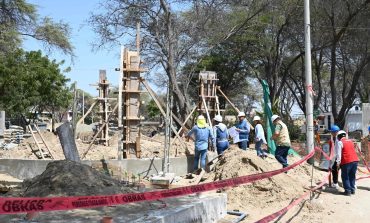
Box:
[8,160,136,197]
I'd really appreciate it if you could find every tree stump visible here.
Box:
[56,122,80,162]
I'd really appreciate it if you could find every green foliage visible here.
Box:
[286,122,301,141]
[0,49,72,117]
[0,0,73,55]
[147,99,160,119]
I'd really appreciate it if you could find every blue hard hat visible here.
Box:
[329,125,340,132]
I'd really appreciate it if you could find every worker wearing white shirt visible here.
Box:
[329,125,340,189]
[335,130,359,196]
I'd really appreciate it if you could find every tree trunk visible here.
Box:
[56,122,80,162]
[162,0,192,125]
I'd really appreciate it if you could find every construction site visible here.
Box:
[1,38,370,223]
[2,1,370,223]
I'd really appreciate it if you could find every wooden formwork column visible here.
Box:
[120,49,143,158]
[94,70,111,146]
[198,71,219,119]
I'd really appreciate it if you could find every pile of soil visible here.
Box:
[204,145,326,220]
[12,160,135,197]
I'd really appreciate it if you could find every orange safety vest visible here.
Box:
[340,138,359,165]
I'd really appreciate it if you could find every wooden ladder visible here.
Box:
[28,124,54,159]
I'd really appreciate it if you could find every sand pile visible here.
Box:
[205,145,326,218]
[11,160,135,197]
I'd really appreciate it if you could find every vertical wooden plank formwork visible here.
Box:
[198,71,218,119]
[122,50,141,158]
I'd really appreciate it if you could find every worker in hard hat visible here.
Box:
[253,116,267,158]
[235,111,250,150]
[186,115,215,170]
[336,130,359,196]
[270,114,291,169]
[329,124,341,189]
[213,115,229,155]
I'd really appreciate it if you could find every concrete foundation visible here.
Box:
[0,152,219,180]
[0,156,195,180]
[0,193,227,223]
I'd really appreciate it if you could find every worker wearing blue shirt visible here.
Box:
[213,115,229,155]
[236,112,250,150]
[187,115,215,170]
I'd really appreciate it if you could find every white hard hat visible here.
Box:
[214,115,223,122]
[337,130,346,137]
[197,115,205,120]
[253,116,261,121]
[271,114,280,122]
[238,112,246,117]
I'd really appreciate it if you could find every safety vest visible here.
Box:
[340,138,359,165]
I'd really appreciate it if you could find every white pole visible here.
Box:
[304,0,314,164]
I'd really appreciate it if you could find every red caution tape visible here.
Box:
[314,146,333,162]
[255,173,329,223]
[0,149,316,214]
[256,144,370,223]
[355,144,370,173]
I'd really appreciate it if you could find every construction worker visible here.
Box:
[270,115,291,169]
[186,115,215,170]
[329,124,340,189]
[253,116,267,158]
[213,115,229,155]
[235,112,250,150]
[336,130,359,196]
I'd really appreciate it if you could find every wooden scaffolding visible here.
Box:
[96,70,111,145]
[198,71,220,125]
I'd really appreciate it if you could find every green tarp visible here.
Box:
[262,80,299,157]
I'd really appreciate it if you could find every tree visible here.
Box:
[0,49,72,128]
[146,99,161,119]
[89,0,267,124]
[184,34,260,111]
[0,0,73,55]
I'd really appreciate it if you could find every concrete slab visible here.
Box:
[0,193,227,223]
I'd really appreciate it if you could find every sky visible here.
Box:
[23,0,125,96]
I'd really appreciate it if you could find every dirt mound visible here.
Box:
[205,145,326,220]
[14,160,135,197]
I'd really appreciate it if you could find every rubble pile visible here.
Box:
[12,160,135,197]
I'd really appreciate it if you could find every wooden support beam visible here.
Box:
[216,86,254,130]
[82,103,118,159]
[141,79,186,130]
[77,101,98,125]
[170,105,197,153]
[141,79,189,150]
[202,95,213,130]
[216,86,240,113]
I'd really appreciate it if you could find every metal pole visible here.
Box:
[167,93,173,173]
[163,82,170,174]
[304,0,314,165]
[117,46,124,160]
